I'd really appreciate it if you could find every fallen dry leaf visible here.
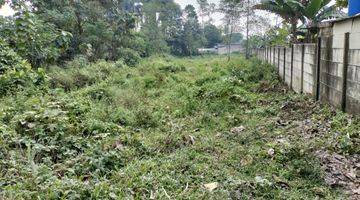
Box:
[203,182,218,191]
[315,150,360,200]
[150,190,156,199]
[183,135,196,145]
[353,187,360,195]
[231,126,245,134]
[241,155,253,166]
[268,148,275,157]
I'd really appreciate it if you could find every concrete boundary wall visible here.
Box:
[279,47,285,80]
[292,45,303,93]
[285,47,292,86]
[254,29,360,115]
[303,44,317,95]
[276,47,278,67]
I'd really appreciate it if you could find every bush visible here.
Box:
[159,64,186,73]
[115,59,126,68]
[0,39,23,74]
[0,39,47,96]
[65,55,89,68]
[48,60,118,91]
[0,12,72,67]
[117,48,141,67]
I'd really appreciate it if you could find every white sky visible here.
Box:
[0,3,14,16]
[175,0,225,26]
[174,0,337,26]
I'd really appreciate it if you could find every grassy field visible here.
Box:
[0,55,358,199]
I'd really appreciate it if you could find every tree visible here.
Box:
[197,0,216,25]
[204,24,222,48]
[230,33,244,43]
[26,0,138,62]
[336,0,348,8]
[181,5,202,56]
[141,2,168,55]
[254,0,334,42]
[220,0,246,61]
[264,24,290,46]
[0,3,72,67]
[222,0,270,58]
[140,0,182,55]
[197,0,216,50]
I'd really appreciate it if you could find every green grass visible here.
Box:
[0,55,358,199]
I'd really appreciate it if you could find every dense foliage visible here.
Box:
[0,38,46,96]
[1,10,72,67]
[254,0,346,42]
[0,0,226,69]
[204,24,223,48]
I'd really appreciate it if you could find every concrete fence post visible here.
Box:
[263,48,265,61]
[301,44,305,93]
[269,47,271,63]
[341,32,350,112]
[264,48,266,61]
[290,44,294,90]
[266,47,267,62]
[278,47,281,74]
[283,47,286,80]
[269,47,270,63]
[263,48,266,61]
[316,37,322,101]
[273,47,275,66]
[266,47,268,62]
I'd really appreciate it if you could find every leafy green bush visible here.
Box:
[0,39,47,96]
[0,39,23,74]
[117,48,141,67]
[159,64,186,73]
[48,60,118,91]
[0,11,71,67]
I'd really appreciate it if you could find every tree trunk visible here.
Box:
[290,19,297,43]
[228,28,233,62]
[227,19,232,62]
[245,0,250,59]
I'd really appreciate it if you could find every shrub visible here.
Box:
[65,55,89,68]
[117,48,141,67]
[0,12,72,67]
[158,64,186,73]
[86,87,113,102]
[0,39,47,96]
[48,60,118,91]
[0,39,23,74]
[115,59,126,68]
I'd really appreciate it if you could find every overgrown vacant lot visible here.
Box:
[0,55,359,199]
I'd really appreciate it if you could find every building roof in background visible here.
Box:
[318,14,360,28]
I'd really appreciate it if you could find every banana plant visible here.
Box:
[254,0,334,42]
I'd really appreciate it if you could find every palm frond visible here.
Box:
[304,0,322,18]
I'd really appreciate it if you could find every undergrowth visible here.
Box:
[0,55,358,199]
